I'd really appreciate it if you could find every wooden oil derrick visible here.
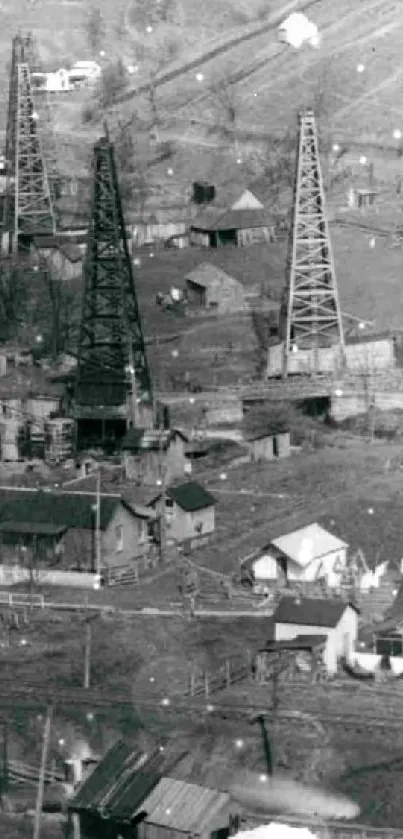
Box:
[282,110,345,376]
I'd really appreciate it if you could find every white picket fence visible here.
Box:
[0,565,100,590]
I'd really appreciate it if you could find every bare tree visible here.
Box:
[209,75,239,149]
[98,60,128,108]
[144,38,179,142]
[86,6,106,54]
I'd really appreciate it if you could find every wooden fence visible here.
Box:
[187,653,254,697]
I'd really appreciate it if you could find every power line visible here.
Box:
[0,683,399,728]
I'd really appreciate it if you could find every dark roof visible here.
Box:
[259,635,327,652]
[167,481,216,512]
[0,487,141,531]
[274,596,359,627]
[0,520,68,536]
[211,208,272,230]
[70,740,186,821]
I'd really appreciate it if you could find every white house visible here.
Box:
[274,596,359,674]
[248,523,348,592]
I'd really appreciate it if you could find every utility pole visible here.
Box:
[95,471,101,578]
[0,722,8,809]
[33,705,52,839]
[84,620,91,689]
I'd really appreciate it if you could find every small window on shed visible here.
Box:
[165,498,174,509]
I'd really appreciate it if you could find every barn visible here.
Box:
[190,186,275,248]
[184,263,245,314]
[273,596,360,674]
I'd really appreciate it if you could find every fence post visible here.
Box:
[246,648,252,680]
[204,670,209,698]
[190,667,196,697]
[225,659,231,687]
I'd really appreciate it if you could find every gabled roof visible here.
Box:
[121,427,187,453]
[167,481,216,512]
[135,776,230,832]
[184,262,239,288]
[70,742,167,819]
[270,523,348,567]
[274,596,359,627]
[0,487,150,530]
[210,208,271,230]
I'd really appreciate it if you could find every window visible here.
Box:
[115,525,123,553]
[138,520,147,544]
[165,498,174,509]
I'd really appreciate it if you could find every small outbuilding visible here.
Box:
[148,480,216,550]
[121,427,188,485]
[273,595,360,674]
[245,429,290,461]
[184,263,245,314]
[242,522,348,592]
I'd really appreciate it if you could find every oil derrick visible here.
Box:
[73,129,154,451]
[2,34,56,255]
[21,33,62,214]
[282,110,345,376]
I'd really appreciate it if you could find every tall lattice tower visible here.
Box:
[73,130,154,451]
[282,110,345,376]
[2,34,56,254]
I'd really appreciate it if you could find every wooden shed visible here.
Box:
[184,263,245,315]
[245,430,290,461]
[134,776,234,839]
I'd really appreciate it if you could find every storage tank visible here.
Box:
[193,181,216,205]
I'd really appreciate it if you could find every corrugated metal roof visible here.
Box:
[271,522,348,567]
[137,776,230,833]
[274,596,358,628]
[71,743,165,818]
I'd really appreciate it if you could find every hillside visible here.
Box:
[2,0,403,194]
